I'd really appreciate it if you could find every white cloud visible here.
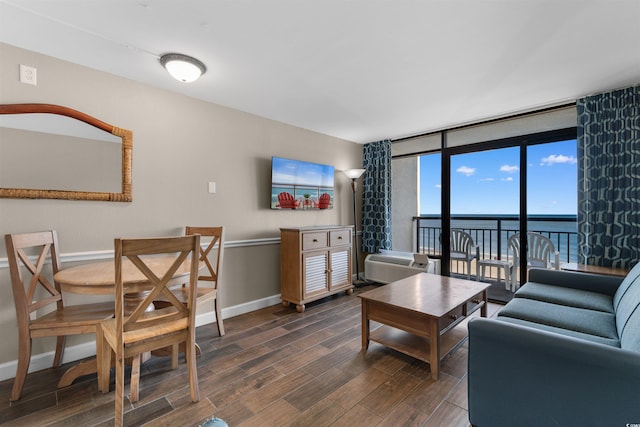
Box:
[501,177,513,182]
[500,164,519,173]
[541,154,577,166]
[480,178,495,181]
[456,166,476,176]
[435,184,441,189]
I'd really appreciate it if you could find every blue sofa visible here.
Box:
[468,265,640,427]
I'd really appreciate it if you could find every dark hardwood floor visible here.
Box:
[0,284,501,427]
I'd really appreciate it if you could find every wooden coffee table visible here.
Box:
[359,273,490,380]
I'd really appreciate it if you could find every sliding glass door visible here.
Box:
[449,147,520,296]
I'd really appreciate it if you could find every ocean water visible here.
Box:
[417,215,579,263]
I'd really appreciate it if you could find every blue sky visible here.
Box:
[419,139,577,215]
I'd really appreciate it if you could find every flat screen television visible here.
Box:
[271,156,335,210]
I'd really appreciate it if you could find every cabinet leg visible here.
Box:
[346,288,354,295]
[296,304,305,313]
[281,299,289,307]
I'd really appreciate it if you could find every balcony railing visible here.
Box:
[414,215,578,264]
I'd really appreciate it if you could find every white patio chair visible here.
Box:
[508,232,560,291]
[449,229,479,280]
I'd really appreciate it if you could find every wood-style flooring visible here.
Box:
[0,284,501,427]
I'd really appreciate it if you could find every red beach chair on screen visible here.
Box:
[278,192,297,209]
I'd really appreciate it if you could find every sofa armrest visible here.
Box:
[527,267,622,296]
[468,317,640,427]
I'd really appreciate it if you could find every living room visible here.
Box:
[1,2,639,426]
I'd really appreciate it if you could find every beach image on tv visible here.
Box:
[271,157,335,210]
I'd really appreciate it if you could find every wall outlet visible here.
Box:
[20,65,37,85]
[208,181,216,193]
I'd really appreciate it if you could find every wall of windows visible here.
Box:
[390,105,577,287]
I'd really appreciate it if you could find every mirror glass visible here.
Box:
[0,104,132,201]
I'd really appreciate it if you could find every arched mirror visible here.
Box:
[0,103,132,201]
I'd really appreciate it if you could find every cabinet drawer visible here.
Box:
[330,229,351,247]
[302,232,328,250]
[466,293,484,314]
[439,304,464,331]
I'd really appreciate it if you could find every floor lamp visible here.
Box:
[344,168,366,286]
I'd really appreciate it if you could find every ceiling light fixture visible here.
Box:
[160,53,206,83]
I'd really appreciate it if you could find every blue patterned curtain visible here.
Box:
[577,85,640,269]
[362,139,392,253]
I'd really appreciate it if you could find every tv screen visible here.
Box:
[271,156,335,210]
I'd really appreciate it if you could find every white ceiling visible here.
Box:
[1,0,639,143]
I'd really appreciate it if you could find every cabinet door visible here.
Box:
[329,248,351,290]
[303,252,329,298]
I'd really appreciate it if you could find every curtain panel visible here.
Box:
[577,85,640,269]
[362,139,392,253]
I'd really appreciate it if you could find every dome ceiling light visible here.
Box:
[160,53,206,83]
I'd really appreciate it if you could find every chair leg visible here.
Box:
[95,326,104,392]
[114,351,125,427]
[215,299,225,337]
[171,344,179,369]
[11,335,32,401]
[129,355,141,403]
[53,335,66,368]
[186,336,200,402]
[100,339,112,393]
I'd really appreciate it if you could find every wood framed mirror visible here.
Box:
[0,103,132,202]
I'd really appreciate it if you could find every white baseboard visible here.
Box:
[0,293,282,382]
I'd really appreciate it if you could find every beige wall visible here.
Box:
[0,43,362,375]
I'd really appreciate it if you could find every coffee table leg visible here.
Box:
[362,300,370,351]
[430,319,440,380]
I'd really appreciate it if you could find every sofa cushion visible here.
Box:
[497,298,618,339]
[497,316,621,347]
[613,261,640,311]
[515,282,614,313]
[620,305,640,352]
[613,263,640,349]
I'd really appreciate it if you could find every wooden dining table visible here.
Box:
[53,255,197,390]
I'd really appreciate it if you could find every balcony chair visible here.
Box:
[449,229,479,279]
[507,232,560,291]
[5,230,113,401]
[99,235,200,427]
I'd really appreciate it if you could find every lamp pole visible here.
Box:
[343,169,366,286]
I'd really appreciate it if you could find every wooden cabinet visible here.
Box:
[280,226,354,312]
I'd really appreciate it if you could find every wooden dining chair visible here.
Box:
[100,235,200,427]
[5,230,114,401]
[154,226,226,338]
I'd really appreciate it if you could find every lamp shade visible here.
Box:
[160,53,206,83]
[343,168,365,180]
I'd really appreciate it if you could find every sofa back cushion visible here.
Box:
[614,262,640,351]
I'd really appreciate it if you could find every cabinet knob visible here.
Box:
[450,314,459,320]
[338,236,343,240]
[313,239,318,242]
[472,299,481,304]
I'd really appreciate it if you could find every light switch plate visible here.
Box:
[208,182,216,193]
